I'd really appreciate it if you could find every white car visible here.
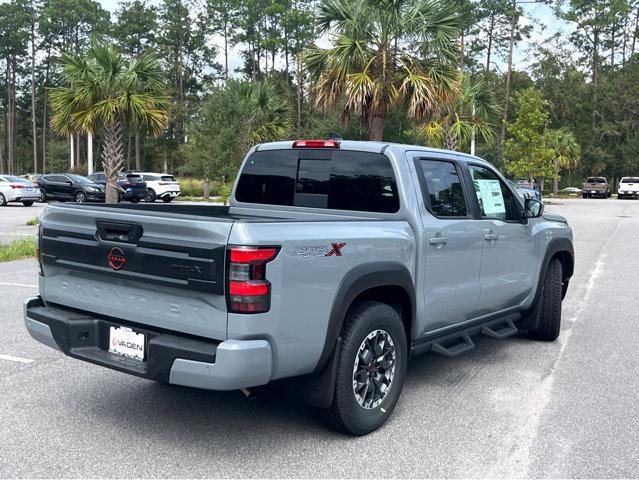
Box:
[617,177,639,199]
[137,172,181,203]
[0,175,41,206]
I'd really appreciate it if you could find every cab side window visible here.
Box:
[417,159,468,217]
[468,165,519,222]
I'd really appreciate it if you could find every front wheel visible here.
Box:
[144,189,156,203]
[529,258,563,341]
[38,190,46,203]
[319,301,407,436]
[22,200,34,206]
[74,191,87,203]
[0,193,6,206]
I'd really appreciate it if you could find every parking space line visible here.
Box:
[0,282,37,288]
[0,354,35,364]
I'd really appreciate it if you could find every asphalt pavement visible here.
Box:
[0,198,638,478]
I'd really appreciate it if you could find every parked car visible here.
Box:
[136,172,181,202]
[508,179,542,201]
[87,171,147,203]
[582,177,611,198]
[25,140,574,436]
[617,177,639,199]
[562,187,582,194]
[36,173,105,203]
[0,175,41,206]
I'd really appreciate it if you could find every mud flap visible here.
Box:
[296,337,342,409]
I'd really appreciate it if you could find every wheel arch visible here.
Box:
[314,262,415,375]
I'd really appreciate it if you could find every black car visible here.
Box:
[37,174,105,203]
[87,171,147,203]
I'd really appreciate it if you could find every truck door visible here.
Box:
[466,164,538,314]
[411,154,483,332]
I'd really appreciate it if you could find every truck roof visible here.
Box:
[253,140,491,166]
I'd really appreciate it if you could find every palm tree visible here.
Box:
[305,0,462,141]
[49,43,170,203]
[241,81,294,147]
[421,74,498,151]
[544,127,580,194]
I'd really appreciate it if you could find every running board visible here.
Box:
[431,333,475,357]
[410,312,521,357]
[481,318,518,339]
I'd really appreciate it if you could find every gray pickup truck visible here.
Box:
[24,140,574,435]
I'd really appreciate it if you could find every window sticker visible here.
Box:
[475,179,506,216]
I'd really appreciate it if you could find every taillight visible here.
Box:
[292,140,340,148]
[227,246,279,313]
[36,223,43,276]
[9,184,25,189]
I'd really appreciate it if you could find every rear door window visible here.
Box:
[417,160,468,217]
[235,149,399,213]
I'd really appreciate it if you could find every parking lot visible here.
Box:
[0,198,638,478]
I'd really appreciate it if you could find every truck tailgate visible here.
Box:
[38,204,233,340]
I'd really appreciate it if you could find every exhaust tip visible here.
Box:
[240,387,260,400]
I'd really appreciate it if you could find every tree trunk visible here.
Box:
[87,131,94,175]
[126,131,132,170]
[223,22,229,80]
[369,116,385,141]
[31,11,37,174]
[203,178,210,199]
[632,6,639,58]
[553,172,559,194]
[42,48,51,174]
[102,121,124,204]
[485,13,495,74]
[500,3,517,147]
[6,58,13,175]
[296,48,302,130]
[135,130,141,170]
[70,134,75,170]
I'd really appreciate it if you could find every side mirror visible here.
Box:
[524,198,544,218]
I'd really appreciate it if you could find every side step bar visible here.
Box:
[411,312,521,358]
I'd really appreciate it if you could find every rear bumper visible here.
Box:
[6,191,40,202]
[121,189,147,200]
[23,297,273,390]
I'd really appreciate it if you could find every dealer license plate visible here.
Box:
[109,326,145,361]
[591,190,596,194]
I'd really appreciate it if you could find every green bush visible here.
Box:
[177,177,204,197]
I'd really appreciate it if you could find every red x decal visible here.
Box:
[325,242,346,257]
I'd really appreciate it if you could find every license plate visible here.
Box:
[109,326,145,361]
[591,190,596,194]
[26,187,33,191]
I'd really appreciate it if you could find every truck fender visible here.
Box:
[298,262,415,408]
[519,237,574,331]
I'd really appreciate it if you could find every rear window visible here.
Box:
[3,176,29,183]
[235,149,399,213]
[621,177,639,183]
[587,177,606,183]
[161,175,176,182]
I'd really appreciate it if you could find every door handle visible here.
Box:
[429,235,448,248]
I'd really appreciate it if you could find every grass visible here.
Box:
[0,237,36,263]
[25,217,39,226]
[175,196,223,203]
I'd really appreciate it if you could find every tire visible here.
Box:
[161,196,173,203]
[529,258,563,341]
[130,198,140,204]
[607,191,612,198]
[145,189,156,203]
[582,193,588,198]
[0,193,6,206]
[319,301,408,436]
[39,190,46,203]
[618,194,624,199]
[22,200,34,206]
[74,191,87,203]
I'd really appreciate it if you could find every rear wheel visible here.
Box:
[161,196,173,203]
[582,193,588,198]
[529,258,563,341]
[130,198,140,204]
[618,194,624,199]
[22,200,34,206]
[319,301,407,436]
[0,193,6,206]
[74,191,87,203]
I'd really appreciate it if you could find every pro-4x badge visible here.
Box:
[292,242,347,258]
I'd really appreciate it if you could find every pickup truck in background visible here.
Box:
[617,177,639,199]
[582,177,611,198]
[24,140,574,435]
